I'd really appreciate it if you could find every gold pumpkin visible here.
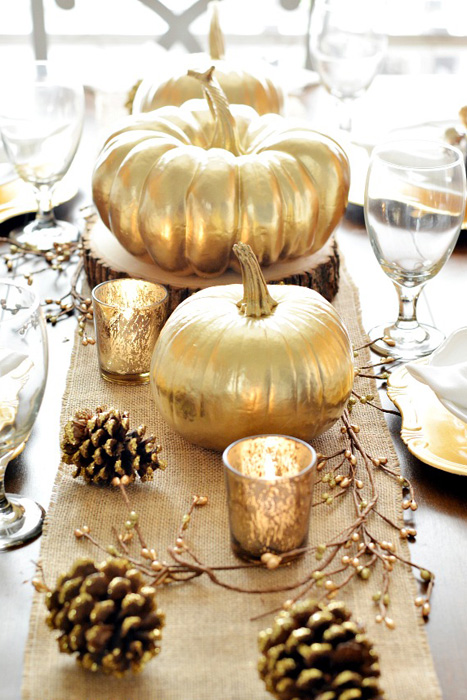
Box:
[132,2,284,116]
[93,68,350,278]
[150,243,354,451]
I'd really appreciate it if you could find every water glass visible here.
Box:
[0,61,84,250]
[364,139,466,360]
[0,279,48,549]
[309,0,387,132]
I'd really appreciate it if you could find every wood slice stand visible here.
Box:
[82,217,341,313]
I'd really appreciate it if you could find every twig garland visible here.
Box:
[38,354,434,631]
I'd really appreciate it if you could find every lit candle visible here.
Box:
[222,435,316,562]
[92,278,168,385]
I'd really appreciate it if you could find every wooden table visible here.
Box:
[1,80,467,700]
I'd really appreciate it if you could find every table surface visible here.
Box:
[1,77,467,700]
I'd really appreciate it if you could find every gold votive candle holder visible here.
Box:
[222,434,316,562]
[92,278,168,385]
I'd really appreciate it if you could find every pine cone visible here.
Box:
[258,600,383,700]
[61,407,166,485]
[46,557,165,676]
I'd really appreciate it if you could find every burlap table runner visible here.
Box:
[22,265,442,700]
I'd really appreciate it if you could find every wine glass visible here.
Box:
[0,279,48,550]
[309,0,387,132]
[364,139,466,361]
[0,61,84,251]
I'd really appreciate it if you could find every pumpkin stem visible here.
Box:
[233,242,278,318]
[187,66,242,156]
[209,1,225,61]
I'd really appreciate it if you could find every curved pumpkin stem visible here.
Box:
[187,66,242,156]
[233,243,278,319]
[209,1,225,61]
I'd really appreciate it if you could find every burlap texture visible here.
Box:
[22,266,442,700]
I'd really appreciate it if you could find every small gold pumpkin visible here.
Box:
[93,68,350,279]
[150,243,354,451]
[132,1,284,116]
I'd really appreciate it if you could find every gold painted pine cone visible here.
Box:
[61,407,166,485]
[45,557,165,676]
[258,600,384,700]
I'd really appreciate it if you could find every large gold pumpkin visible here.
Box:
[150,243,354,451]
[132,2,284,116]
[93,68,350,278]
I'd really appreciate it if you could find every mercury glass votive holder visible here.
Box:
[222,435,317,562]
[92,278,169,385]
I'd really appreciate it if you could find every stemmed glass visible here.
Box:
[364,139,466,361]
[0,279,48,549]
[0,61,84,251]
[309,0,387,132]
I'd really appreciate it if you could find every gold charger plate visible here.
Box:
[0,172,78,225]
[387,362,467,476]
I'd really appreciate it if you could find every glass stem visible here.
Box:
[393,283,423,332]
[34,184,56,230]
[337,97,353,132]
[0,453,14,519]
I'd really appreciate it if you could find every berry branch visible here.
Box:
[31,297,433,647]
[57,398,434,631]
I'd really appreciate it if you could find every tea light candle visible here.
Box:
[92,278,168,385]
[222,434,316,562]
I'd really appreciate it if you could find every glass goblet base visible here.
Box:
[10,219,78,252]
[0,495,45,551]
[368,322,445,361]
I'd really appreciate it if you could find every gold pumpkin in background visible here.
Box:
[131,0,284,116]
[92,68,350,278]
[150,243,354,451]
